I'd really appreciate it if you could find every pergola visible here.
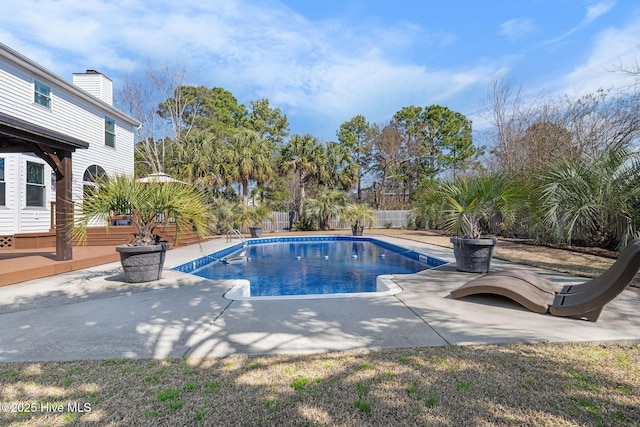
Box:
[0,112,89,261]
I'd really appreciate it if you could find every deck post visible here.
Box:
[55,151,73,261]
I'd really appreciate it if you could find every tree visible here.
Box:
[303,189,347,230]
[370,121,407,208]
[394,105,475,182]
[278,134,325,216]
[337,115,373,201]
[116,63,194,174]
[164,129,233,198]
[488,75,640,177]
[521,121,576,173]
[486,75,529,174]
[321,141,357,191]
[209,197,241,235]
[160,86,248,137]
[73,174,210,246]
[614,56,640,88]
[535,141,640,250]
[228,129,274,205]
[248,98,290,147]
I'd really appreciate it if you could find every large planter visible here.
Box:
[249,227,263,238]
[116,242,169,283]
[351,225,364,236]
[450,237,497,273]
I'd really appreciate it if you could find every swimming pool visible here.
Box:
[173,236,447,300]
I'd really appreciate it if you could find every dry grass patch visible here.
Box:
[0,343,638,426]
[370,229,640,286]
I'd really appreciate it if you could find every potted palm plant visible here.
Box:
[417,173,525,273]
[73,174,210,282]
[342,203,376,236]
[235,204,273,238]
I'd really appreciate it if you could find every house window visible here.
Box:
[34,80,51,108]
[0,158,5,206]
[83,165,107,196]
[105,117,115,147]
[26,161,45,207]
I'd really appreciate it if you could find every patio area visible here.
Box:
[0,245,120,287]
[0,233,639,363]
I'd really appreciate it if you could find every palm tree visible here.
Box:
[229,129,274,205]
[322,141,357,191]
[73,174,210,246]
[209,197,240,235]
[165,129,231,198]
[278,134,325,216]
[412,173,526,273]
[408,179,446,230]
[413,173,526,239]
[303,189,347,230]
[443,173,526,239]
[536,142,640,249]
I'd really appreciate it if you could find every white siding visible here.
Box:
[0,59,132,157]
[0,154,19,235]
[16,155,52,233]
[72,119,135,200]
[0,61,38,120]
[73,72,113,105]
[6,152,56,234]
[0,44,138,235]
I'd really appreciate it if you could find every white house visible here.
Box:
[0,42,138,249]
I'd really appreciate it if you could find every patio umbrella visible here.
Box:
[137,172,187,184]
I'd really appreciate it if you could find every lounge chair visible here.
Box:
[450,238,640,321]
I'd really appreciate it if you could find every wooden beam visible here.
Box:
[33,143,65,179]
[55,151,73,261]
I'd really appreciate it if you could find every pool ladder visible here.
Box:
[227,228,247,246]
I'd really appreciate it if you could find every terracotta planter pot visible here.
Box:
[450,236,497,273]
[116,242,169,283]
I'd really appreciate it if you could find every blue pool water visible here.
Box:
[174,237,447,297]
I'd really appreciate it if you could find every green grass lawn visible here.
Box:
[1,343,638,426]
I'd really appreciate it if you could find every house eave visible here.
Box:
[0,42,140,127]
[0,111,90,152]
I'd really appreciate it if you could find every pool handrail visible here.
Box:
[227,229,247,245]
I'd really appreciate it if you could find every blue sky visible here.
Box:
[2,0,639,141]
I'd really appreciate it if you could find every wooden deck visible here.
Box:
[0,245,120,287]
[0,222,209,287]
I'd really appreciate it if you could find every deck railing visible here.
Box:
[50,202,56,230]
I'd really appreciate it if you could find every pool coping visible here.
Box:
[223,274,403,301]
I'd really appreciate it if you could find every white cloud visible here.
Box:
[542,0,616,45]
[585,0,616,24]
[561,15,640,95]
[0,0,505,135]
[500,18,536,40]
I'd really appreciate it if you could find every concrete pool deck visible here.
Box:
[0,235,639,362]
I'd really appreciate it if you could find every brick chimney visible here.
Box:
[72,70,113,105]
